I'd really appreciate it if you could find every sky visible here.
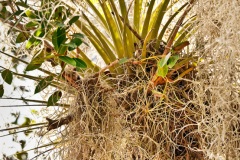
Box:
[0,21,46,159]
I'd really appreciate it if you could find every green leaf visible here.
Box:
[71,38,82,46]
[1,69,13,85]
[99,2,124,59]
[68,38,82,51]
[141,0,156,38]
[64,42,77,51]
[133,0,143,34]
[167,55,179,68]
[25,21,38,28]
[34,28,44,37]
[157,64,168,78]
[33,39,41,47]
[16,32,28,43]
[25,63,41,71]
[59,56,76,66]
[25,9,36,19]
[72,33,84,39]
[52,27,66,51]
[25,36,36,49]
[0,84,4,97]
[34,76,53,94]
[69,16,79,25]
[72,58,87,68]
[47,91,62,107]
[25,51,45,71]
[150,0,170,39]
[14,10,24,16]
[59,56,87,68]
[58,44,68,55]
[158,53,171,67]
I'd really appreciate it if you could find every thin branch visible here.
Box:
[0,126,43,138]
[0,123,47,132]
[30,147,55,160]
[0,104,49,107]
[0,97,70,107]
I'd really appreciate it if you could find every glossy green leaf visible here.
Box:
[69,16,79,25]
[71,38,82,46]
[16,32,27,43]
[72,33,84,39]
[64,42,77,51]
[59,56,87,69]
[157,64,168,78]
[25,9,36,19]
[72,58,87,69]
[34,28,44,37]
[167,55,179,68]
[31,51,45,65]
[47,91,62,107]
[58,44,68,55]
[0,84,4,97]
[25,63,41,71]
[25,36,36,49]
[59,56,76,66]
[34,76,53,94]
[158,53,171,67]
[25,52,44,71]
[52,27,66,51]
[68,38,82,51]
[25,21,38,28]
[1,69,13,85]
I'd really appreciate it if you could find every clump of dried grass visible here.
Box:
[43,1,240,159]
[53,59,203,160]
[193,0,240,159]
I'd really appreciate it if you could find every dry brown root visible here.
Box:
[50,59,202,160]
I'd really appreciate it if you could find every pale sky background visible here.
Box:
[0,21,46,159]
